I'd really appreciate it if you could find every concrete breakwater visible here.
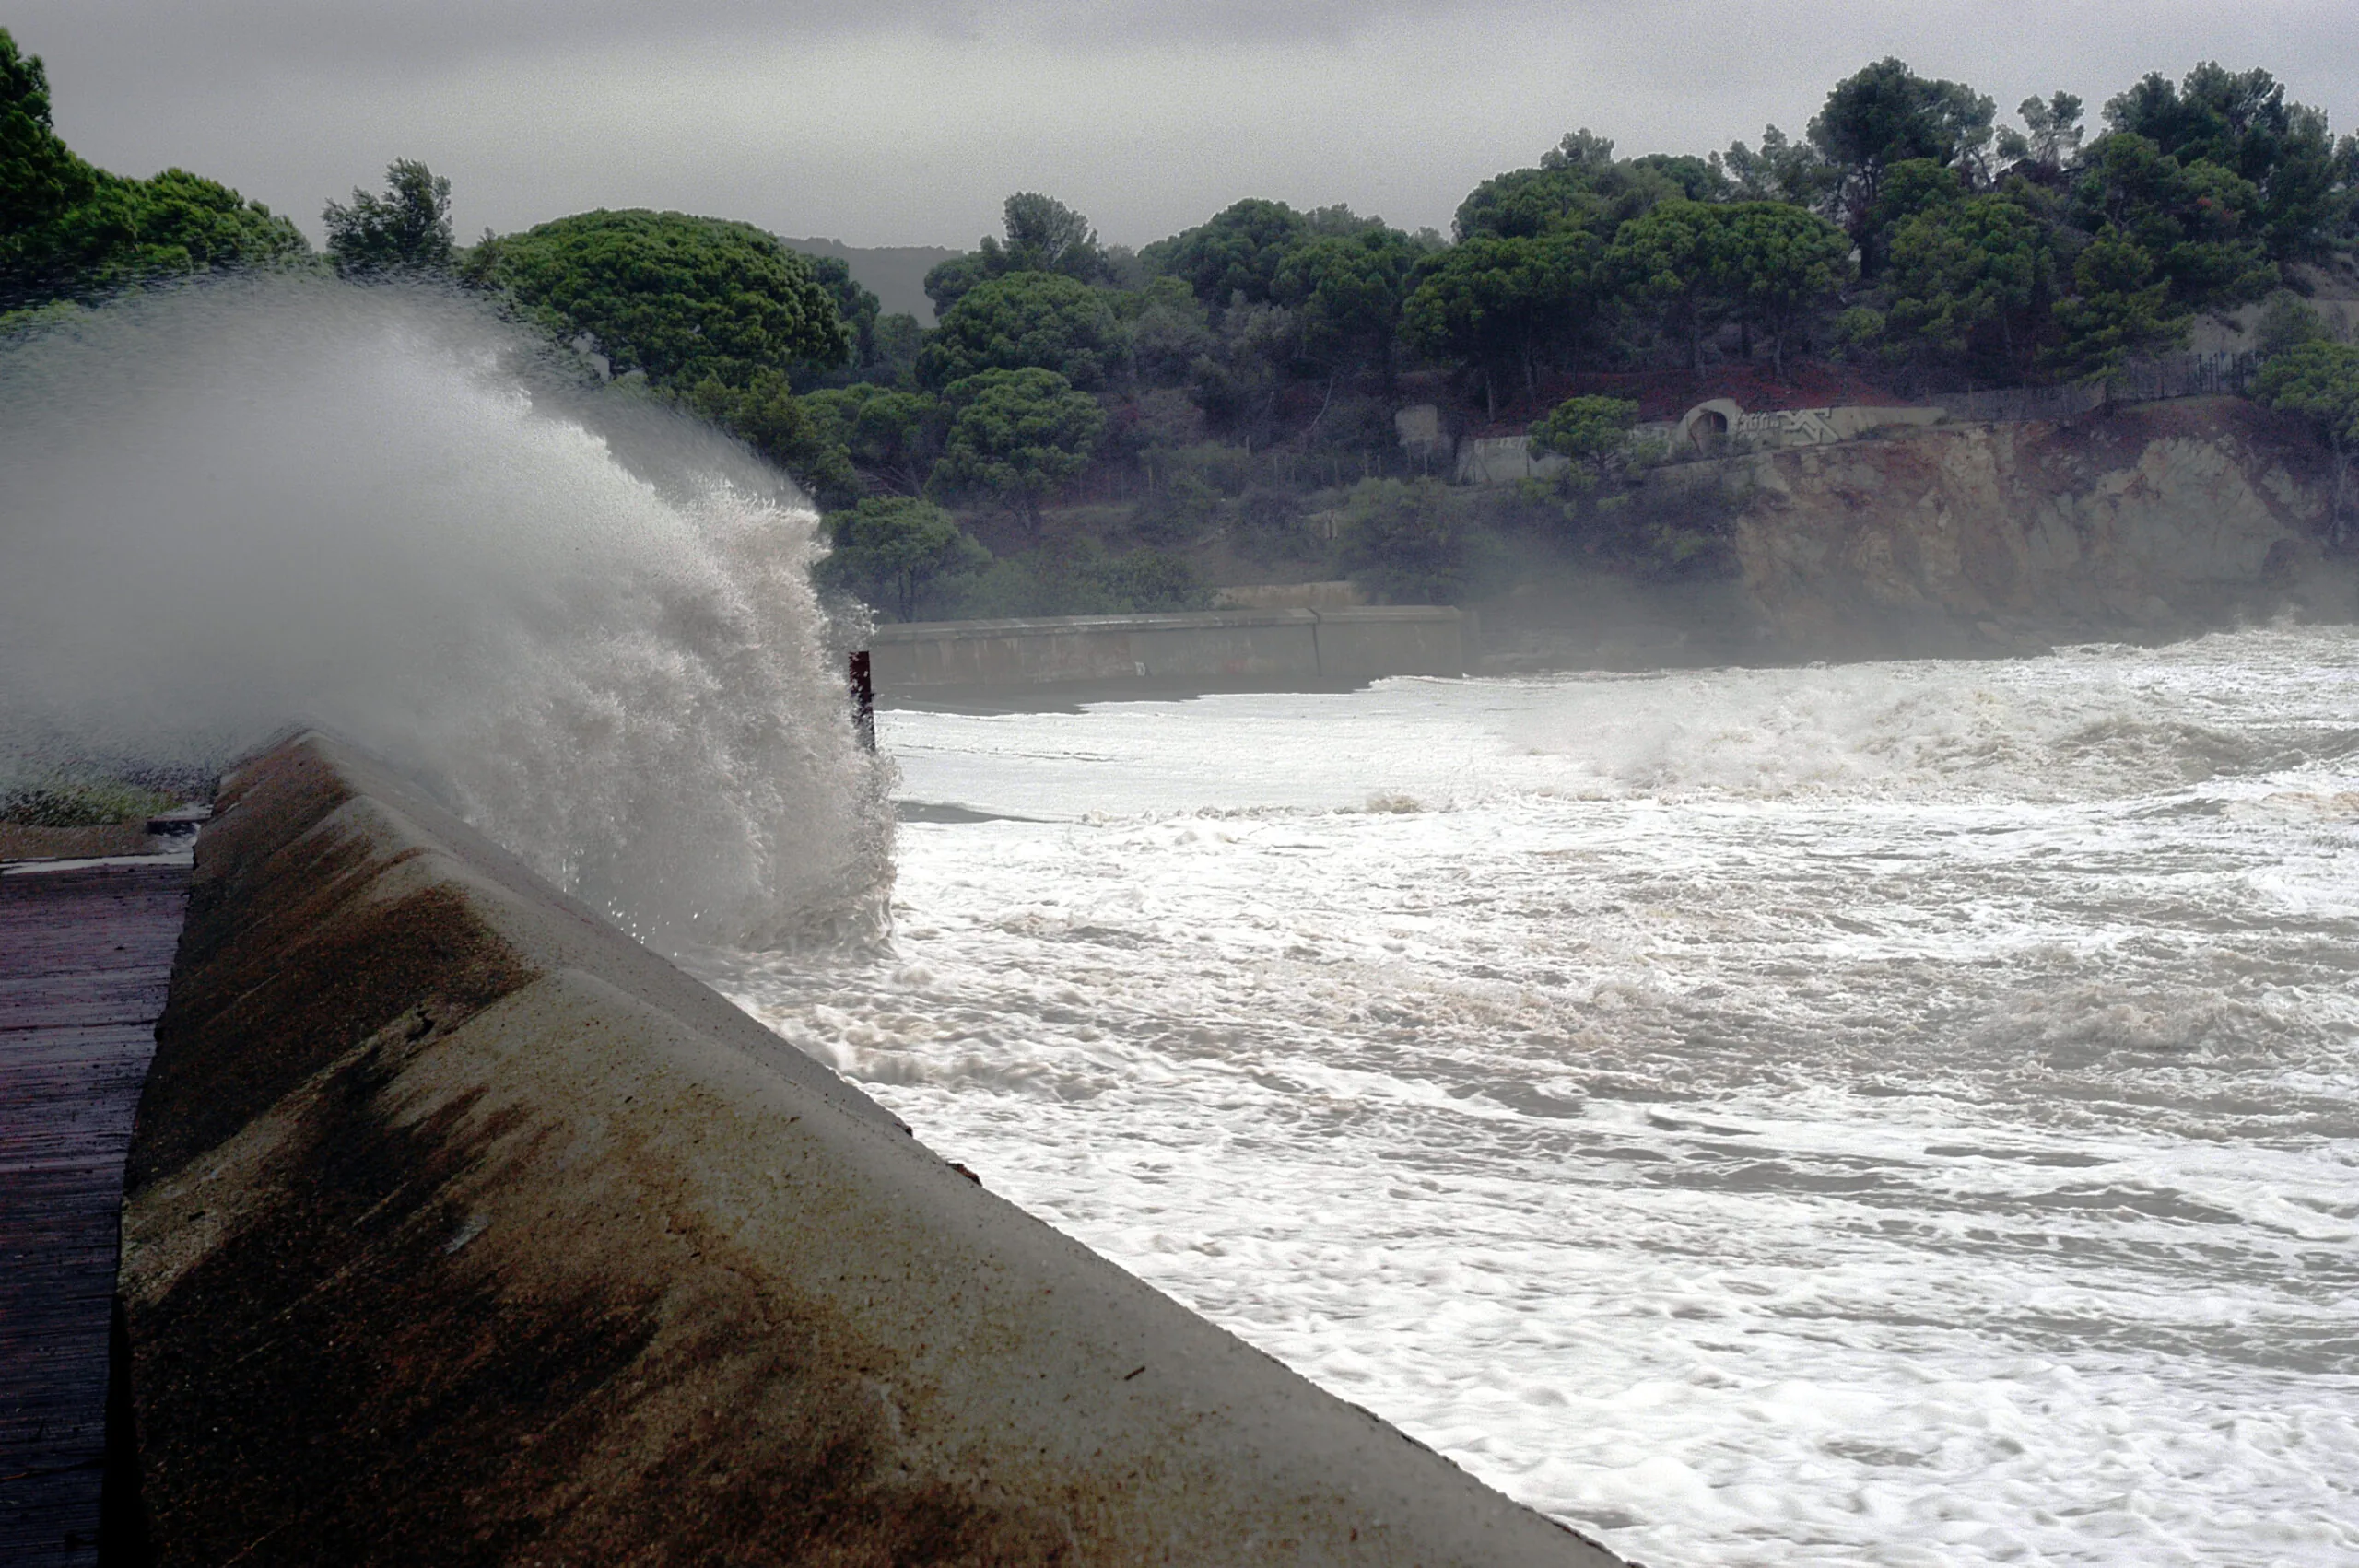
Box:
[866,606,1463,692]
[115,731,1615,1565]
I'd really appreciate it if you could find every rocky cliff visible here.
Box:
[1667,398,2353,658]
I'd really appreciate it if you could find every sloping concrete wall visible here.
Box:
[118,732,1614,1567]
[868,607,1464,690]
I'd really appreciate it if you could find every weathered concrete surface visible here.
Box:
[868,606,1464,691]
[118,732,1616,1567]
[1649,398,2354,656]
[1315,606,1470,680]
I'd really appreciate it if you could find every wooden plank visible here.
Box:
[0,860,188,1568]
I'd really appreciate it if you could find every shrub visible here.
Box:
[1132,471,1222,544]
[947,542,1214,617]
[1338,477,1463,602]
[1,777,177,827]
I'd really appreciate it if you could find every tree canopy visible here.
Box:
[795,252,882,376]
[488,208,851,387]
[803,383,945,495]
[1272,226,1425,394]
[1,28,88,245]
[1142,198,1308,309]
[1403,229,1597,415]
[2255,340,2359,541]
[1809,57,1998,252]
[1883,192,2048,376]
[923,192,1109,315]
[2105,64,2350,259]
[918,269,1123,390]
[4,27,307,307]
[815,497,989,620]
[934,367,1105,529]
[323,159,453,275]
[1529,394,1640,479]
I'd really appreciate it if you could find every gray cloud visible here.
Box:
[11,2,2356,252]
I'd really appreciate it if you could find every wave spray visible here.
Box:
[0,275,887,952]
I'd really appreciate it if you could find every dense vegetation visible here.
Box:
[1,30,306,306]
[807,56,2359,615]
[6,24,2356,616]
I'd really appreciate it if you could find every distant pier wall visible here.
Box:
[867,606,1464,691]
[116,731,1614,1566]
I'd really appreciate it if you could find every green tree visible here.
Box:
[921,251,993,318]
[1997,93,2086,172]
[918,269,1123,390]
[1721,124,1829,205]
[1188,299,1295,446]
[5,30,305,305]
[680,369,859,508]
[1272,226,1423,397]
[934,367,1106,531]
[989,192,1109,281]
[323,159,454,275]
[1338,478,1462,603]
[1457,130,1709,244]
[803,383,945,495]
[1714,201,1855,377]
[1141,198,1306,309]
[1,29,92,257]
[488,209,851,387]
[1604,199,1730,375]
[1403,230,1597,417]
[795,252,881,379]
[2071,132,2275,310]
[1122,275,1213,387]
[1528,394,1640,485]
[2105,64,2350,261]
[2254,340,2359,544]
[1808,58,1998,264]
[923,192,1110,317]
[18,168,307,298]
[816,496,989,620]
[2047,225,2183,380]
[1884,192,2049,376]
[485,210,853,497]
[2254,288,2332,359]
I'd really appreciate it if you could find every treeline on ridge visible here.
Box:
[6,27,2358,616]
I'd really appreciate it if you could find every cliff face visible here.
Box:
[1686,399,2353,657]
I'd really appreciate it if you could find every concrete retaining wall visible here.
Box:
[117,732,1615,1566]
[867,606,1464,691]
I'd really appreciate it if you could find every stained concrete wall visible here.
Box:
[867,606,1464,690]
[117,732,1614,1567]
[1456,436,1571,486]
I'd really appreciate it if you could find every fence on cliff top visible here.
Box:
[1941,351,2260,423]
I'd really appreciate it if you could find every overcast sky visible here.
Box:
[15,2,2359,251]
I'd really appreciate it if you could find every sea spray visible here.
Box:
[0,274,889,951]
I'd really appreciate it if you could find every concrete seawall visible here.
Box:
[867,606,1464,691]
[117,732,1618,1565]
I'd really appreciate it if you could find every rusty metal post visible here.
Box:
[848,650,875,752]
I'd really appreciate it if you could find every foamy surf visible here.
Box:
[704,626,2359,1567]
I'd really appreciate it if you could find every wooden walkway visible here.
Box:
[1,859,189,1568]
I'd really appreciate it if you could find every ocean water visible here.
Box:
[698,627,2359,1567]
